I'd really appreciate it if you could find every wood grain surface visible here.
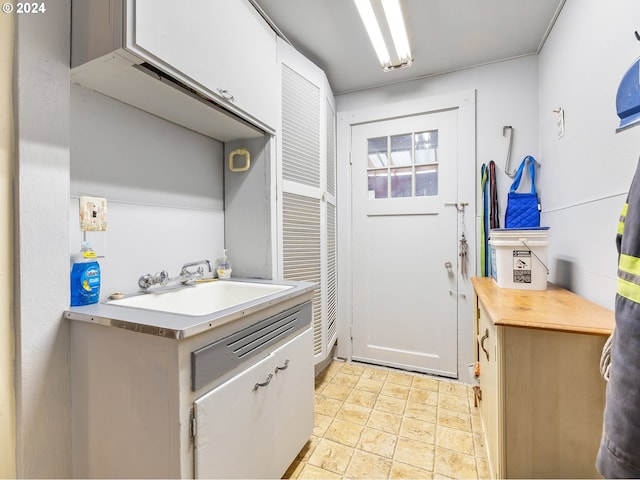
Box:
[471,277,615,335]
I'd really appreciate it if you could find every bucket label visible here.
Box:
[513,250,532,283]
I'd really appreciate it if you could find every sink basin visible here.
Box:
[107,280,293,316]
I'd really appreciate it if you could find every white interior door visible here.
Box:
[351,109,460,377]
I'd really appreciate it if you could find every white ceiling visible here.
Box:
[253,0,565,95]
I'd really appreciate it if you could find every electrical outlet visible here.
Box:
[79,196,108,232]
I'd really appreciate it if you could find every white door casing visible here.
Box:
[336,90,476,382]
[351,110,459,377]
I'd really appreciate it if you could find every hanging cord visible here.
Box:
[600,332,613,381]
[489,161,500,229]
[480,164,489,276]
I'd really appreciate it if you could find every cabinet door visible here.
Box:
[271,328,314,475]
[130,0,277,128]
[477,302,501,479]
[278,38,337,364]
[193,353,276,479]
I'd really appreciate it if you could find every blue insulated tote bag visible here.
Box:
[505,156,541,228]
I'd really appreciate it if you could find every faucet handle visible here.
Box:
[138,274,153,290]
[156,270,169,286]
[138,270,170,290]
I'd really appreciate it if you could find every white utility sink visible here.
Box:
[107,280,293,316]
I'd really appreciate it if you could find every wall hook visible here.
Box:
[635,30,640,41]
[503,126,516,178]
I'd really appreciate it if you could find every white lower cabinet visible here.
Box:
[472,278,611,479]
[70,296,314,479]
[193,328,313,479]
[476,303,501,478]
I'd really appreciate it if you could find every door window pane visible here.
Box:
[415,131,438,165]
[416,165,438,196]
[390,134,412,166]
[391,167,413,197]
[367,137,388,168]
[368,169,388,198]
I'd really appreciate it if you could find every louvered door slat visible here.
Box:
[282,65,320,188]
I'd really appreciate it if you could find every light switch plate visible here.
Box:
[79,196,108,232]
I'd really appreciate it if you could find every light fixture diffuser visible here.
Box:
[381,0,412,65]
[354,0,412,71]
[354,0,391,68]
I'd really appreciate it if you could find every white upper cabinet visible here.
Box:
[131,0,277,129]
[71,0,277,141]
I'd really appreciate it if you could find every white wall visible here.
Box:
[14,3,71,476]
[70,85,225,297]
[538,0,640,309]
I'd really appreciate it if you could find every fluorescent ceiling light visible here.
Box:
[382,0,411,64]
[354,0,391,68]
[354,0,412,71]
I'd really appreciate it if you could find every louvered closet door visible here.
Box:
[325,95,338,350]
[280,52,337,363]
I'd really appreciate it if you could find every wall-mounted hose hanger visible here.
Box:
[502,126,515,177]
[229,147,251,172]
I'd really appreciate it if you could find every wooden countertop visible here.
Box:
[471,277,615,336]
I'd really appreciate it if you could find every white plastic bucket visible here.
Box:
[488,228,549,290]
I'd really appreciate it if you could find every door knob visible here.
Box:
[444,261,453,274]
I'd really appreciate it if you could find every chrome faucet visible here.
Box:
[179,259,213,284]
[138,260,213,290]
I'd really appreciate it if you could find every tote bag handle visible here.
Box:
[509,155,537,194]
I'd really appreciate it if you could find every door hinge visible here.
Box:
[189,408,197,442]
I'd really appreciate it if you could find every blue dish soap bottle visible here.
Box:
[70,241,101,306]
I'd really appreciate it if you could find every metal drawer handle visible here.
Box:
[480,328,490,361]
[275,359,289,373]
[253,373,273,391]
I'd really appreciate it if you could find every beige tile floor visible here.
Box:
[284,360,490,480]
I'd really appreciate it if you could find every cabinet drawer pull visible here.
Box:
[480,328,490,361]
[253,373,273,391]
[275,359,289,373]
